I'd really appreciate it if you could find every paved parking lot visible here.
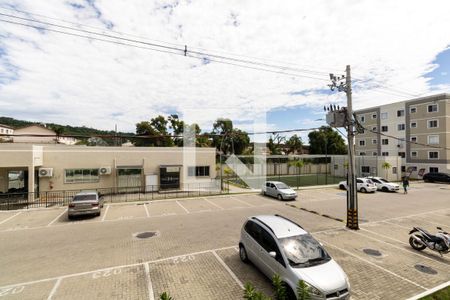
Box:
[0,182,449,299]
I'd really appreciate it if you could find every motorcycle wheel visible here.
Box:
[409,236,426,251]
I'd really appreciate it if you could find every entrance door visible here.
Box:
[117,168,142,192]
[160,166,180,190]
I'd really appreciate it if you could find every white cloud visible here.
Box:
[0,0,449,133]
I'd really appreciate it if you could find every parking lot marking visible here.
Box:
[101,205,110,222]
[415,216,450,227]
[406,280,450,300]
[351,228,450,267]
[212,250,244,290]
[175,200,190,213]
[0,245,237,290]
[0,212,22,225]
[47,209,67,227]
[143,203,150,217]
[230,196,253,207]
[364,208,450,226]
[383,220,411,230]
[204,198,224,210]
[47,278,61,300]
[317,238,427,290]
[144,263,155,300]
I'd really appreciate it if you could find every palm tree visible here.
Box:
[382,162,392,179]
[288,159,304,188]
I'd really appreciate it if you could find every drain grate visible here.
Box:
[414,264,438,275]
[134,231,159,239]
[363,248,382,256]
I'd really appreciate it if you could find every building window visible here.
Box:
[188,166,210,177]
[428,135,439,145]
[428,151,439,159]
[411,151,417,157]
[397,110,405,117]
[372,126,377,132]
[381,112,388,119]
[0,129,3,133]
[372,139,377,144]
[410,122,417,128]
[428,120,438,128]
[411,136,417,142]
[382,139,389,145]
[410,107,417,113]
[372,114,377,119]
[65,169,99,183]
[392,167,397,174]
[334,164,338,170]
[361,166,370,173]
[401,166,406,172]
[372,151,378,156]
[398,152,405,158]
[359,140,365,146]
[397,124,405,131]
[360,115,365,123]
[381,126,388,132]
[427,104,438,113]
[429,167,439,173]
[381,152,389,156]
[359,152,366,156]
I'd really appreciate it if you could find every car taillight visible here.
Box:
[92,203,99,207]
[69,204,75,208]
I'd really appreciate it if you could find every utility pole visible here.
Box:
[325,65,359,230]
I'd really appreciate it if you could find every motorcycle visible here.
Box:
[409,226,450,256]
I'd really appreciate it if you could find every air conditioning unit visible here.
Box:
[99,167,112,175]
[38,168,53,177]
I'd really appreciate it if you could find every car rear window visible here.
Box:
[73,194,97,201]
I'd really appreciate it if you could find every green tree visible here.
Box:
[288,159,304,188]
[211,118,250,155]
[285,134,303,154]
[135,115,174,147]
[272,274,287,300]
[159,292,173,300]
[297,280,311,300]
[382,162,391,178]
[267,134,285,155]
[308,126,347,155]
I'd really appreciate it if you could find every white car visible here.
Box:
[338,178,377,193]
[239,215,350,300]
[366,177,400,192]
[262,181,297,200]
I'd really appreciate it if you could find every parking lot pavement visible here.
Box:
[0,186,449,299]
[104,203,147,221]
[0,208,67,231]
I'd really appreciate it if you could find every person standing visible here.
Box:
[402,176,409,194]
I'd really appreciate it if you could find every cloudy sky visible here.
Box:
[0,0,449,142]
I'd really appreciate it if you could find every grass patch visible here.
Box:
[226,174,345,189]
[420,285,450,300]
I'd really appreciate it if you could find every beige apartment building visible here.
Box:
[0,124,14,142]
[0,144,217,197]
[355,93,450,178]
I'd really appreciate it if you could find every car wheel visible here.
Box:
[381,187,389,192]
[263,191,266,196]
[97,212,101,217]
[277,194,283,201]
[360,187,367,193]
[239,244,249,263]
[68,215,73,220]
[339,184,346,190]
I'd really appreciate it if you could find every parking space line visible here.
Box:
[317,238,427,290]
[0,245,237,290]
[101,205,110,222]
[47,209,67,227]
[47,278,61,300]
[203,198,224,210]
[415,216,450,227]
[143,203,150,218]
[144,263,155,300]
[363,208,450,226]
[0,211,21,225]
[211,250,244,290]
[383,220,411,230]
[352,228,450,267]
[175,200,190,213]
[406,281,450,300]
[230,196,253,207]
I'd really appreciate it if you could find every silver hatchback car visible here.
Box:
[68,191,104,219]
[239,215,350,300]
[262,181,297,200]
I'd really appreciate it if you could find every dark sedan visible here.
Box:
[422,172,450,183]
